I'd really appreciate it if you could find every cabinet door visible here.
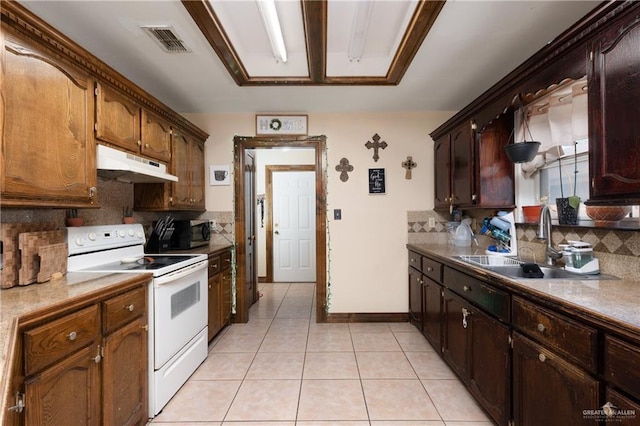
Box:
[408,267,423,331]
[476,113,515,208]
[513,332,600,426]
[468,308,510,426]
[589,13,640,203]
[1,33,97,208]
[422,277,442,349]
[441,290,470,380]
[171,131,192,208]
[434,135,451,209]
[190,139,206,209]
[95,81,141,153]
[102,317,148,426]
[25,345,100,426]
[451,122,474,206]
[141,109,172,163]
[208,273,222,341]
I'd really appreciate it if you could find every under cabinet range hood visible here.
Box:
[96,144,178,183]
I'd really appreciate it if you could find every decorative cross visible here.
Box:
[402,156,417,179]
[365,133,387,162]
[335,158,354,182]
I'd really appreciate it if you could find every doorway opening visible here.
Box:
[233,135,328,324]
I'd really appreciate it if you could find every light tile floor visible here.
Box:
[150,282,494,425]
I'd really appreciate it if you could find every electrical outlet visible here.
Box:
[428,217,436,228]
[334,209,342,220]
[209,219,218,232]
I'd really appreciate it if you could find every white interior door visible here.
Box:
[273,171,316,282]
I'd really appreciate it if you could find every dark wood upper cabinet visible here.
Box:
[588,10,640,205]
[450,122,475,207]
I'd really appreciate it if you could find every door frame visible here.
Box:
[233,135,328,323]
[266,164,316,283]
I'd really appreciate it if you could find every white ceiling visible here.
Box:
[20,0,600,114]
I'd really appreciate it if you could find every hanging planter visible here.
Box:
[504,106,541,163]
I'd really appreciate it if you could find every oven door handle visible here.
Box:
[154,261,208,286]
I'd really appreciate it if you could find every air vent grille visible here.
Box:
[141,25,190,53]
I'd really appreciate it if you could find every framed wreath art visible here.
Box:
[256,114,308,136]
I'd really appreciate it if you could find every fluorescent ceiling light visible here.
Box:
[256,0,287,63]
[348,1,374,61]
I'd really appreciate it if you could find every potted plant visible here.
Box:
[521,196,547,223]
[123,206,134,224]
[555,142,580,225]
[66,209,84,227]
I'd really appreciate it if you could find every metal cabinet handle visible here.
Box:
[426,267,434,272]
[91,346,102,364]
[462,308,470,329]
[463,285,471,292]
[125,304,135,312]
[537,323,545,333]
[67,331,77,341]
[538,353,546,362]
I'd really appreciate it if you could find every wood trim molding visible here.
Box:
[182,0,445,86]
[326,313,410,323]
[265,165,316,284]
[233,136,328,323]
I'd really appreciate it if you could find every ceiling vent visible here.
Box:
[141,25,191,53]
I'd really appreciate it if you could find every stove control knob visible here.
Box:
[128,229,135,237]
[88,232,97,241]
[75,237,84,246]
[137,231,144,239]
[118,230,126,238]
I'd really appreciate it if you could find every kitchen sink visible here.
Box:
[453,255,617,280]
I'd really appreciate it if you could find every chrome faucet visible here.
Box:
[537,205,563,265]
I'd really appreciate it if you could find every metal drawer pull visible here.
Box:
[426,267,434,272]
[463,285,471,292]
[537,323,545,332]
[538,353,546,362]
[67,331,77,341]
[91,345,103,364]
[462,308,470,329]
[125,304,135,312]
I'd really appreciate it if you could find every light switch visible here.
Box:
[334,209,342,220]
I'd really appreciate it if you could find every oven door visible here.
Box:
[153,260,208,368]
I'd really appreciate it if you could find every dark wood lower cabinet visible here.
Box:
[422,277,442,349]
[442,290,470,379]
[512,332,600,426]
[408,267,423,331]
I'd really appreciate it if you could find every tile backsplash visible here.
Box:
[408,210,640,280]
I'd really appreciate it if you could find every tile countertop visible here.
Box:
[408,243,640,338]
[0,272,152,423]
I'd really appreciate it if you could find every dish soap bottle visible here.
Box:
[454,218,473,247]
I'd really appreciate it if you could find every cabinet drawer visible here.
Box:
[444,267,510,322]
[422,257,443,283]
[221,250,232,271]
[208,255,221,275]
[605,335,640,397]
[512,296,597,372]
[24,305,100,376]
[103,287,146,335]
[409,251,422,270]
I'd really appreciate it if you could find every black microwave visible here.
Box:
[171,220,211,249]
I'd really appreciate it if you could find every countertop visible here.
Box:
[0,271,152,423]
[164,241,233,256]
[408,243,640,338]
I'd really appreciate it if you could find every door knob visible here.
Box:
[274,230,279,235]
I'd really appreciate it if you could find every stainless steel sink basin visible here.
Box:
[453,255,616,280]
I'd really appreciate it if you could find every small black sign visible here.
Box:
[368,168,385,194]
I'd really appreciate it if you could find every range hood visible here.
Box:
[96,144,178,183]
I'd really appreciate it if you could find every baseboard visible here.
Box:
[258,276,267,283]
[325,312,409,323]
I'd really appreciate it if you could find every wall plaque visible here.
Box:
[256,115,308,136]
[368,168,386,194]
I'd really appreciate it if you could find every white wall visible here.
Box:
[183,111,454,314]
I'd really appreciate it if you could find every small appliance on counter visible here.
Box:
[170,219,211,250]
[563,241,600,274]
[482,211,518,256]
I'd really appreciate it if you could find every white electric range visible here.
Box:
[67,224,208,417]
